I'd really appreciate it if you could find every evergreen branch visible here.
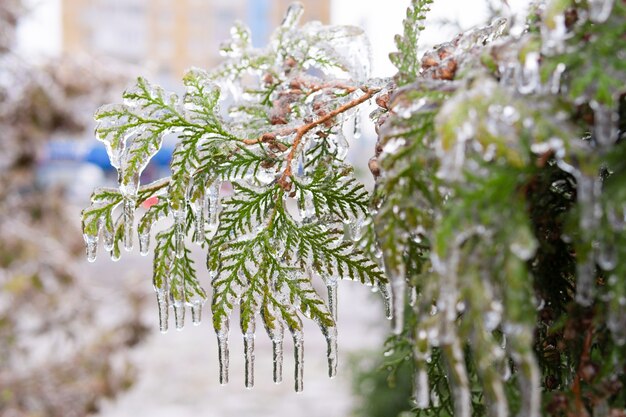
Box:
[389,0,434,85]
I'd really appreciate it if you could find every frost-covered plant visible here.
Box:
[81,3,387,391]
[368,0,626,416]
[81,0,626,413]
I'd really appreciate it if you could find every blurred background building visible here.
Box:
[60,0,330,86]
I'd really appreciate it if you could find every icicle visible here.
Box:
[281,2,304,29]
[216,317,230,385]
[172,207,186,259]
[123,197,135,251]
[353,107,362,139]
[597,236,617,271]
[207,182,221,231]
[271,326,284,384]
[139,230,150,256]
[190,299,203,326]
[408,286,417,307]
[575,175,601,306]
[155,287,169,333]
[242,318,256,389]
[102,220,115,252]
[588,0,615,23]
[84,234,98,263]
[190,186,206,245]
[326,276,338,321]
[379,283,393,319]
[323,325,338,378]
[441,334,472,417]
[607,282,626,345]
[514,351,541,417]
[173,300,185,330]
[262,304,285,384]
[389,264,406,335]
[591,101,619,147]
[110,247,121,262]
[293,330,304,392]
[413,331,431,409]
[413,366,430,408]
[517,52,540,95]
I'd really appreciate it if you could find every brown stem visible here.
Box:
[276,87,380,190]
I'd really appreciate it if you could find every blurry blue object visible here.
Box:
[85,143,114,170]
[45,140,83,161]
[152,143,175,167]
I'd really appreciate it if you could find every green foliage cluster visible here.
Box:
[365,0,626,416]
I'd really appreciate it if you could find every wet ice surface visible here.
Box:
[87,245,386,417]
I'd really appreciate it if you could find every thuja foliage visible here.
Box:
[81,3,385,392]
[80,0,626,414]
[365,0,626,416]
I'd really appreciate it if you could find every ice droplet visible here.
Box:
[139,231,150,256]
[84,234,98,263]
[123,197,135,251]
[155,288,169,333]
[326,276,338,321]
[588,0,615,23]
[242,319,256,389]
[293,330,304,392]
[216,317,230,385]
